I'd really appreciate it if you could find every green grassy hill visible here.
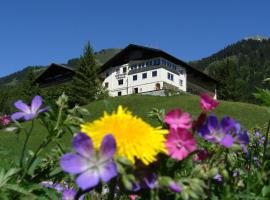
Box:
[0,94,268,160]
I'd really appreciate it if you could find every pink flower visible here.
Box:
[165,128,196,160]
[129,194,140,200]
[193,149,209,161]
[0,115,11,126]
[164,109,192,130]
[199,93,219,112]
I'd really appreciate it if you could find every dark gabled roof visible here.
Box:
[34,63,75,85]
[101,44,217,83]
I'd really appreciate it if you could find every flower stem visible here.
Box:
[263,119,270,164]
[25,137,52,174]
[19,120,34,169]
[54,105,63,130]
[108,178,117,200]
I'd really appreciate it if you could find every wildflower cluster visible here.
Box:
[2,92,270,199]
[58,93,252,199]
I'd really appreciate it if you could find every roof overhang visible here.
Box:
[100,44,217,83]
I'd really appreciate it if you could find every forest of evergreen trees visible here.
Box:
[193,38,270,103]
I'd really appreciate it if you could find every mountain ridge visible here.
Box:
[0,48,122,86]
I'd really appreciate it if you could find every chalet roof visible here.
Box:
[34,63,75,86]
[101,44,217,83]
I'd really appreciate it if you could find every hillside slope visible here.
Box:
[0,94,267,157]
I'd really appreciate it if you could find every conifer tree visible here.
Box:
[70,42,100,105]
[19,68,40,102]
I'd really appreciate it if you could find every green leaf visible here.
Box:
[4,184,35,198]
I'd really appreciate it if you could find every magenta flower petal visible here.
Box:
[11,112,25,121]
[164,109,191,130]
[99,160,117,183]
[31,95,42,113]
[220,134,234,147]
[200,93,219,112]
[76,169,99,190]
[165,128,196,161]
[72,133,94,159]
[60,153,90,174]
[15,100,31,113]
[100,134,116,160]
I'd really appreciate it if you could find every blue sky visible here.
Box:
[0,0,269,77]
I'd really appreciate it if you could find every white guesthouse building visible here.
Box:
[35,44,217,98]
[100,44,217,98]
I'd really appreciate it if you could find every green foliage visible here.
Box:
[69,42,101,105]
[254,88,270,107]
[193,38,270,103]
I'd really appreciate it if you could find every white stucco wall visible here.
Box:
[101,58,187,97]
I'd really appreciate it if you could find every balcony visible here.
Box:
[115,73,126,79]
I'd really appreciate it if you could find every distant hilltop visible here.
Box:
[244,35,269,41]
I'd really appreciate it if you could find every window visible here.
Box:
[118,91,122,96]
[131,65,136,70]
[142,73,147,79]
[154,59,160,65]
[162,59,166,65]
[152,71,157,77]
[116,68,120,74]
[167,73,174,81]
[133,75,137,81]
[118,79,123,85]
[105,82,109,88]
[179,80,183,86]
[105,72,109,77]
[123,67,127,73]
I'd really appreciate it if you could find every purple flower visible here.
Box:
[233,170,240,177]
[198,116,235,148]
[236,131,250,154]
[259,136,265,146]
[132,172,157,191]
[169,181,182,193]
[11,96,48,121]
[61,133,117,190]
[62,188,76,200]
[253,156,260,167]
[255,131,260,138]
[198,115,250,150]
[213,173,222,182]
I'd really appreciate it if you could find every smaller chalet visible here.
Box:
[35,63,75,87]
[35,44,217,98]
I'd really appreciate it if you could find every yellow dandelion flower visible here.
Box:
[81,105,168,165]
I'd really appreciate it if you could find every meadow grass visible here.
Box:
[0,94,268,160]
